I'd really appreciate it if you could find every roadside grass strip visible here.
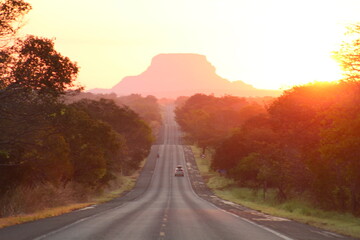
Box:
[0,171,138,229]
[0,204,92,229]
[191,145,360,239]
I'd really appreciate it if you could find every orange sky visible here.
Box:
[20,0,360,90]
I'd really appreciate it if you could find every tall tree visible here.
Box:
[319,81,360,213]
[71,98,154,172]
[0,36,79,166]
[1,35,80,97]
[175,93,264,152]
[0,0,31,45]
[334,24,360,82]
[54,106,127,187]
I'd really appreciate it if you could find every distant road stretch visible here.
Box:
[0,105,355,240]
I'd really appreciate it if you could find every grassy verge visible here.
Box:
[0,165,140,229]
[191,146,360,239]
[94,174,137,204]
[0,203,92,229]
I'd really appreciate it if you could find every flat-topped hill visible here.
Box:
[90,53,280,98]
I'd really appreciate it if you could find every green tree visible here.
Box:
[175,94,264,153]
[63,92,162,136]
[267,83,339,194]
[0,36,79,167]
[319,82,360,213]
[71,98,153,172]
[0,16,83,191]
[1,35,80,97]
[20,133,73,187]
[55,106,127,187]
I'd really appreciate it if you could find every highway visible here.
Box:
[0,106,356,240]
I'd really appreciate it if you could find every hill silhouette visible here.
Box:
[90,53,281,98]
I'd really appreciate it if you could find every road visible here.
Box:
[0,105,356,240]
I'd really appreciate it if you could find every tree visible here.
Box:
[212,113,292,200]
[1,35,80,97]
[71,98,154,172]
[212,130,251,172]
[267,83,340,189]
[63,92,162,136]
[334,24,360,82]
[0,13,83,191]
[0,0,31,45]
[319,81,360,213]
[175,93,265,153]
[53,105,127,187]
[0,0,31,89]
[0,36,80,167]
[19,133,73,187]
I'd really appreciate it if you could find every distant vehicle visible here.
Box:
[174,166,184,177]
[176,165,183,170]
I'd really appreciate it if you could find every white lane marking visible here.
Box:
[182,146,294,240]
[221,200,237,206]
[33,216,92,240]
[218,208,295,240]
[254,218,290,222]
[34,200,135,240]
[243,209,290,222]
[323,231,345,238]
[310,229,345,238]
[35,146,162,240]
[76,205,96,211]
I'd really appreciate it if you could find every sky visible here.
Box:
[19,0,360,90]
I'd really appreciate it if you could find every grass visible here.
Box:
[191,145,360,239]
[190,146,215,179]
[94,175,137,203]
[0,203,92,229]
[0,164,140,229]
[215,188,360,238]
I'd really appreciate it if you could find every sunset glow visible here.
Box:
[20,0,360,90]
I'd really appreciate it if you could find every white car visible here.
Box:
[174,165,184,177]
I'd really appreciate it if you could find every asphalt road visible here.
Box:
[0,105,356,240]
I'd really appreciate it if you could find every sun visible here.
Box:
[211,0,347,90]
[20,0,355,91]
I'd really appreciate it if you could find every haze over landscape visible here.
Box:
[91,53,281,98]
[2,0,360,239]
[20,0,360,92]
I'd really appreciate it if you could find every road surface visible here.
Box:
[0,105,356,240]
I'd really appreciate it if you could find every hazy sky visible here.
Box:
[20,0,360,90]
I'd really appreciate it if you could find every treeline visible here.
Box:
[66,92,162,135]
[0,0,156,216]
[176,82,360,215]
[175,25,360,215]
[216,82,360,212]
[0,96,153,189]
[175,94,269,153]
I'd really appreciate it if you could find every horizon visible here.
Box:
[87,52,283,98]
[20,0,360,91]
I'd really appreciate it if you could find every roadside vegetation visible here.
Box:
[0,0,160,222]
[177,82,360,218]
[66,92,162,136]
[191,146,360,238]
[0,172,138,228]
[176,26,360,238]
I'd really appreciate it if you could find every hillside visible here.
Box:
[90,53,281,98]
